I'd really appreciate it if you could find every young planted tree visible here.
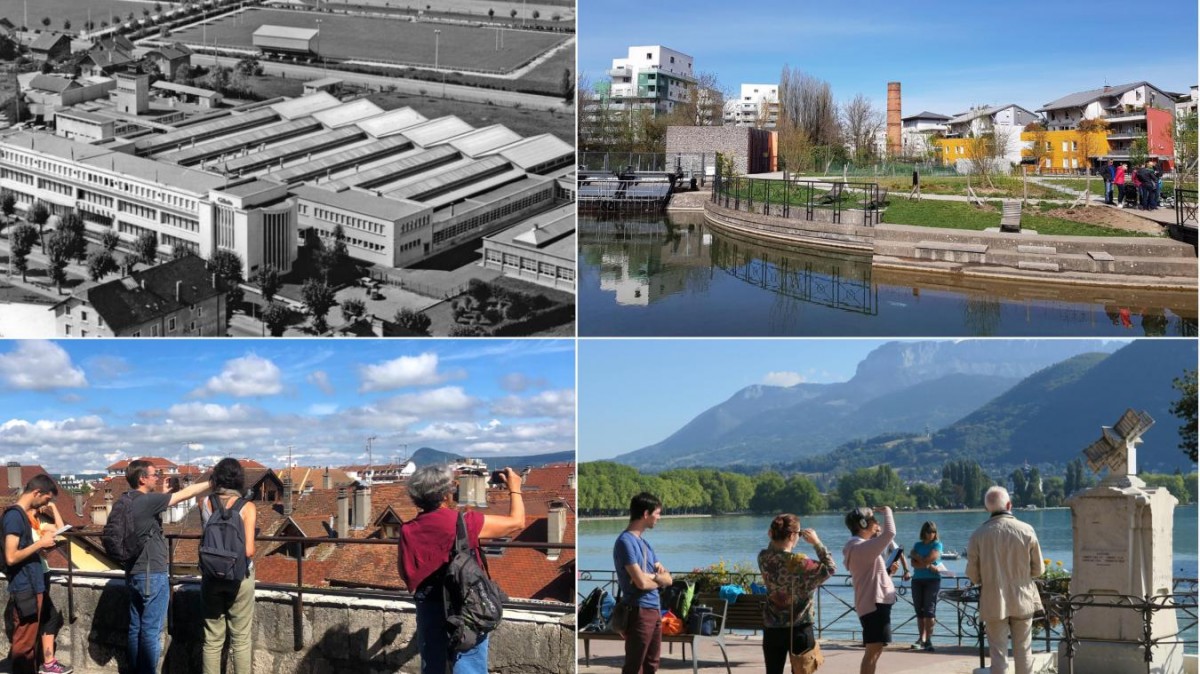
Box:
[1073,118,1110,206]
[0,192,15,232]
[254,264,280,304]
[86,249,118,282]
[100,228,120,253]
[40,17,50,29]
[340,297,366,327]
[1025,122,1050,174]
[301,278,336,334]
[9,224,38,281]
[57,211,87,263]
[28,202,50,253]
[262,301,291,337]
[134,230,158,266]
[840,93,884,162]
[45,228,73,292]
[208,249,245,317]
[62,19,71,31]
[1174,112,1198,186]
[393,307,431,335]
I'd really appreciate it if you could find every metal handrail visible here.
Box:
[57,531,574,651]
[711,174,883,227]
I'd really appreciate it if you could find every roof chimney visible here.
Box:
[336,487,349,539]
[74,492,85,518]
[282,476,293,516]
[547,500,567,562]
[323,467,331,490]
[5,462,19,492]
[352,484,371,530]
[457,473,488,508]
[175,279,182,302]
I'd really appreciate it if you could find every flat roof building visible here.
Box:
[253,25,319,56]
[481,204,575,291]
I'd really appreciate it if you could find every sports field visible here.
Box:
[170,8,568,73]
[0,0,150,31]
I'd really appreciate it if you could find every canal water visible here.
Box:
[578,505,1198,650]
[578,214,1199,337]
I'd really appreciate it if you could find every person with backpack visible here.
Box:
[397,464,525,674]
[613,492,672,674]
[757,513,835,674]
[199,458,257,674]
[1101,159,1115,205]
[3,475,60,674]
[117,460,210,674]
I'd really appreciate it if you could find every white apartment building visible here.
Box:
[900,111,951,158]
[944,104,1040,166]
[605,45,695,116]
[724,84,778,128]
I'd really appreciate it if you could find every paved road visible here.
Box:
[190,54,569,111]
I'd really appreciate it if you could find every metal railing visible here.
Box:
[711,174,885,227]
[57,531,573,651]
[577,569,1198,662]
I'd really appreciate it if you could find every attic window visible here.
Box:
[482,537,510,557]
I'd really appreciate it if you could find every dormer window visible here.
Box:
[483,537,510,556]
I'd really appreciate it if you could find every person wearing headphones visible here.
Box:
[842,506,897,674]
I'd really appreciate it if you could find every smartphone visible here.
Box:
[885,546,903,569]
[489,470,505,485]
[54,525,72,537]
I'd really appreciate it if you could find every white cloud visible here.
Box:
[308,371,334,395]
[0,341,87,390]
[490,390,575,418]
[167,402,256,423]
[381,386,477,418]
[193,354,283,398]
[86,355,132,380]
[307,403,339,416]
[763,371,804,387]
[359,353,447,392]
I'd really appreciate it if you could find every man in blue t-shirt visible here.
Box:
[613,492,672,674]
[4,474,60,674]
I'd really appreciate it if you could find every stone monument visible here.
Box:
[1060,409,1181,674]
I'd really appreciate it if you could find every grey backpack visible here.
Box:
[442,512,507,652]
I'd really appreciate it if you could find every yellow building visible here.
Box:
[1019,129,1110,172]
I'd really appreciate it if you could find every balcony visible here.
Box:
[606,67,630,78]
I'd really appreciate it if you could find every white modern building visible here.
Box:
[944,103,1039,165]
[724,84,778,128]
[605,45,695,117]
[900,111,951,159]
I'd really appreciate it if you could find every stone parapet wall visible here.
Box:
[666,127,773,175]
[1,577,573,674]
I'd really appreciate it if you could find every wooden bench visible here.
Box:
[578,597,733,674]
[1000,200,1023,233]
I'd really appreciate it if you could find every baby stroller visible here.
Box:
[1120,183,1138,208]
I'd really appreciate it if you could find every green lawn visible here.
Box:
[170,8,566,72]
[880,199,1152,237]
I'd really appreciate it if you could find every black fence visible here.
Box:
[1173,188,1197,247]
[56,532,573,651]
[711,173,885,227]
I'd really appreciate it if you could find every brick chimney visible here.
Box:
[6,462,20,492]
[352,484,371,530]
[175,280,182,302]
[336,487,349,539]
[323,467,331,490]
[887,81,902,158]
[547,500,567,562]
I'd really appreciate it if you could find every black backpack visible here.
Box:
[198,495,249,582]
[443,511,506,652]
[659,579,696,621]
[102,491,145,568]
[578,586,608,632]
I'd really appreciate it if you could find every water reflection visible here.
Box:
[579,214,1199,337]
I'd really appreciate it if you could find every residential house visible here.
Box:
[20,73,115,120]
[52,255,228,338]
[601,45,695,118]
[938,103,1040,168]
[142,42,192,80]
[724,83,779,128]
[1036,81,1178,167]
[29,32,71,62]
[900,111,951,160]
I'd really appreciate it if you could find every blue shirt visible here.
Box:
[2,506,44,595]
[613,530,660,609]
[911,540,943,580]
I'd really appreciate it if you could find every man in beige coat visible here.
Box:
[966,486,1045,674]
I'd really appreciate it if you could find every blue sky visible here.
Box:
[579,0,1199,117]
[0,339,574,474]
[578,339,1135,461]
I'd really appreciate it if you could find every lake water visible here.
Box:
[578,506,1198,650]
[578,214,1199,337]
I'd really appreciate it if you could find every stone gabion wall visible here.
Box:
[666,126,756,174]
[0,577,574,674]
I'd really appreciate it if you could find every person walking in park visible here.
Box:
[613,492,672,674]
[967,486,1045,674]
[909,521,943,652]
[199,458,257,674]
[842,505,897,674]
[3,475,59,674]
[1114,162,1128,207]
[397,464,525,674]
[757,513,835,674]
[124,460,211,674]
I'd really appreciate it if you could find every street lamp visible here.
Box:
[434,28,443,98]
[315,18,325,74]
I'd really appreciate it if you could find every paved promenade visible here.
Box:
[578,634,1001,674]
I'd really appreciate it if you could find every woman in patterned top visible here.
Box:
[757,513,836,674]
